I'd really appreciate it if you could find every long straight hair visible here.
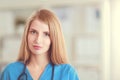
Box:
[17,9,69,64]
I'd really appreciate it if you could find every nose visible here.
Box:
[35,34,43,44]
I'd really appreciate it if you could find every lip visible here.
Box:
[33,45,42,50]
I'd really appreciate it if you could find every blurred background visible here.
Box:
[0,0,120,80]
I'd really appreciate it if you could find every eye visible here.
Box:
[30,30,37,34]
[44,32,50,36]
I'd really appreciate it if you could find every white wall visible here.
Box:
[0,0,100,10]
[0,11,15,37]
[101,0,111,80]
[101,0,120,80]
[111,0,120,80]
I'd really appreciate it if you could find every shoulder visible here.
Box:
[3,61,24,72]
[1,61,24,78]
[54,63,80,80]
[0,61,24,80]
[55,63,75,72]
[55,63,77,75]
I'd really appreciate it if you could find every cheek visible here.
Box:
[46,39,51,46]
[28,35,34,44]
[27,37,31,47]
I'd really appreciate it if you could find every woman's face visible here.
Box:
[28,19,51,55]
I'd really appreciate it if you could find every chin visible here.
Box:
[34,52,43,55]
[31,50,42,55]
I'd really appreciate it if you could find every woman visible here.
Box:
[1,9,79,80]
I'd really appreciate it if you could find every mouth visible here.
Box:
[33,45,42,50]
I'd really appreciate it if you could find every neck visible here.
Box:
[26,53,50,80]
[28,53,50,68]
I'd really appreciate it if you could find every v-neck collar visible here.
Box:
[25,63,52,80]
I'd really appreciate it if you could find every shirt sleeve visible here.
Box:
[69,67,80,80]
[0,68,10,80]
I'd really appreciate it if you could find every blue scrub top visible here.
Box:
[0,61,79,80]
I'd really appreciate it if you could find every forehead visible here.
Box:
[29,19,49,31]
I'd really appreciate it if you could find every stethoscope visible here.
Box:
[18,62,54,80]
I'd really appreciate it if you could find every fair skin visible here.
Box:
[27,19,51,80]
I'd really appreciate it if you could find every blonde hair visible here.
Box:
[17,9,69,64]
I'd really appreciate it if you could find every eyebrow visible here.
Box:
[29,28,37,31]
[29,27,49,33]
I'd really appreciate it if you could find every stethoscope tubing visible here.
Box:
[18,62,54,80]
